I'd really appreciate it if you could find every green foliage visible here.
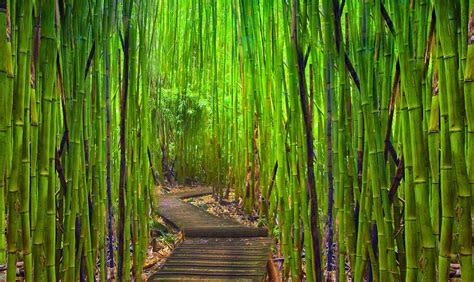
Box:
[159,233,178,245]
[148,219,169,235]
[194,203,208,211]
[0,1,473,282]
[153,1,473,281]
[1,0,156,280]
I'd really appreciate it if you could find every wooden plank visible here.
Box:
[182,237,271,245]
[160,266,265,274]
[153,270,264,276]
[169,252,269,260]
[178,244,268,250]
[171,187,213,199]
[173,247,268,255]
[165,256,266,263]
[164,259,267,267]
[149,274,263,281]
[183,226,268,237]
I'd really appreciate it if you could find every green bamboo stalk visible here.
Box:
[7,1,33,281]
[33,0,57,279]
[394,2,436,279]
[437,39,454,281]
[434,1,472,280]
[0,0,13,266]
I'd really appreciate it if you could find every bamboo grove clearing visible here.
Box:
[0,0,473,281]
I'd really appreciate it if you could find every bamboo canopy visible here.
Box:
[0,0,473,281]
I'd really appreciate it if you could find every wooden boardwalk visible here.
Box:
[149,187,272,281]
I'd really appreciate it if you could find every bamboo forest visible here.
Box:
[0,0,473,281]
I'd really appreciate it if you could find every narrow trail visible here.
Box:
[149,187,272,281]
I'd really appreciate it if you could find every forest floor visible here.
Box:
[186,192,261,228]
[141,212,182,280]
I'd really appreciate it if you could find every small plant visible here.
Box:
[149,219,169,236]
[159,233,177,246]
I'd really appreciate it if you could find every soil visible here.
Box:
[186,193,262,228]
[141,215,182,281]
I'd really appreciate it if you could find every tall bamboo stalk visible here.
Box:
[0,0,13,266]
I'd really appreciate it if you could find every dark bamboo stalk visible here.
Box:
[291,1,322,280]
[118,2,131,280]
